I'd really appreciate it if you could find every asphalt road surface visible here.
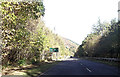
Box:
[41,58,120,76]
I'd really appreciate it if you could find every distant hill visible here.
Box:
[61,37,79,53]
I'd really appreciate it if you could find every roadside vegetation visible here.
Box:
[75,18,120,58]
[80,57,119,68]
[2,61,59,77]
[0,1,78,76]
[74,18,120,68]
[1,0,119,76]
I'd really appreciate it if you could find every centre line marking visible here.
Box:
[86,68,92,72]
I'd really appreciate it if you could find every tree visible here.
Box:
[75,18,120,58]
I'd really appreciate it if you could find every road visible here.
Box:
[40,58,119,76]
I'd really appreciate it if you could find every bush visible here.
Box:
[47,58,52,61]
[31,59,40,64]
[18,59,26,66]
[31,59,36,64]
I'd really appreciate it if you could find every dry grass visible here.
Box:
[2,61,59,77]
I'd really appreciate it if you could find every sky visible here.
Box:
[43,0,119,45]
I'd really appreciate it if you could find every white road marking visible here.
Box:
[79,62,92,73]
[86,68,92,72]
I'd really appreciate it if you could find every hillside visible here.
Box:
[62,37,79,53]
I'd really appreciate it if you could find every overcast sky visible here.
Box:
[43,0,119,45]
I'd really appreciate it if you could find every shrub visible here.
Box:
[18,59,26,66]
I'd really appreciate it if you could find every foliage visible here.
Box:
[1,1,73,67]
[18,59,26,66]
[1,1,45,66]
[75,18,120,58]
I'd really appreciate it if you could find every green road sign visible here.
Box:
[49,48,59,52]
[50,48,54,52]
[54,48,59,52]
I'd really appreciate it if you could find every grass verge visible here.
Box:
[2,61,60,77]
[82,57,120,68]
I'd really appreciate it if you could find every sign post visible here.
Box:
[49,48,59,61]
[56,52,57,61]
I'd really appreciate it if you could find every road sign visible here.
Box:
[50,48,54,52]
[54,48,59,52]
[49,48,59,52]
